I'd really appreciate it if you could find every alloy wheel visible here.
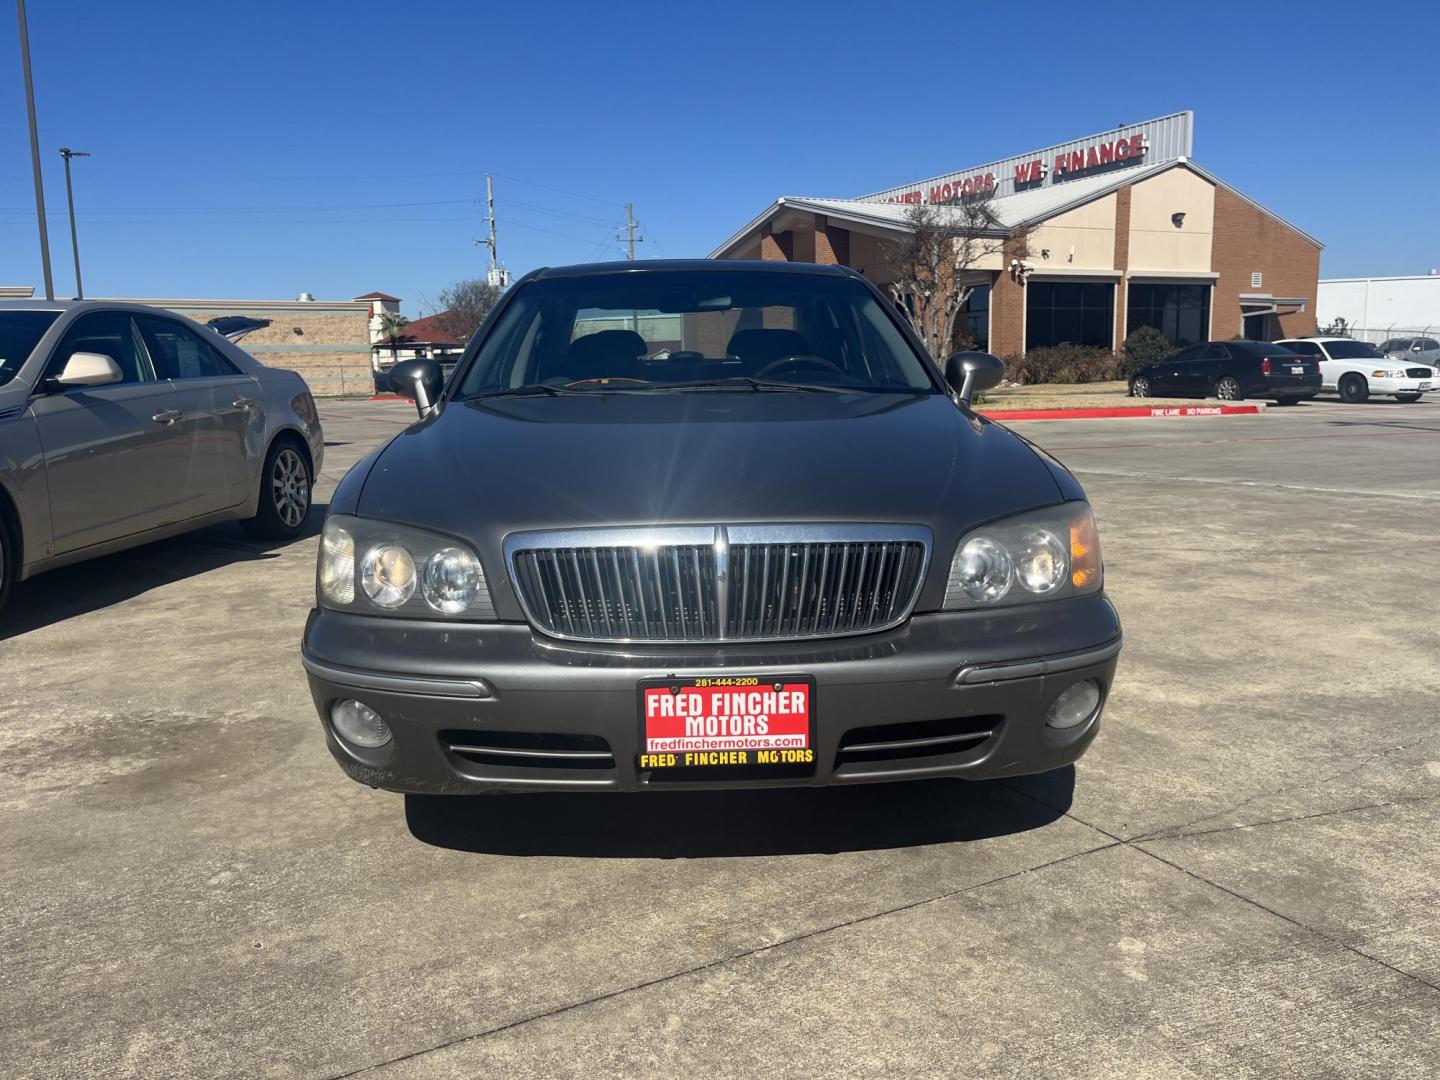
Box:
[1217,378,1240,401]
[272,448,310,528]
[1132,377,1150,398]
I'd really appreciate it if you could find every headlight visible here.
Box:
[1373,369,1406,379]
[317,514,494,619]
[944,502,1102,609]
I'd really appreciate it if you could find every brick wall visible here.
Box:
[989,236,1029,356]
[166,304,375,396]
[1113,186,1132,348]
[1210,187,1320,340]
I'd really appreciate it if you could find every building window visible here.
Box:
[959,283,990,350]
[1025,281,1114,350]
[1126,282,1211,348]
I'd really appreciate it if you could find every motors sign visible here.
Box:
[862,111,1193,206]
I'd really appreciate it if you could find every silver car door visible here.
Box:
[136,315,261,515]
[27,311,188,554]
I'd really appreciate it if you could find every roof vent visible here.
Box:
[297,291,315,302]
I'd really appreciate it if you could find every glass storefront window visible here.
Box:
[960,283,990,351]
[1025,281,1114,349]
[1127,282,1211,347]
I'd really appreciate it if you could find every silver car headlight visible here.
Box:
[318,514,495,619]
[944,502,1103,610]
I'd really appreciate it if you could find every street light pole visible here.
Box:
[59,148,89,299]
[16,0,54,301]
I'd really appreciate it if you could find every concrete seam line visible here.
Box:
[1132,844,1440,996]
[1137,793,1440,844]
[320,840,1121,1080]
[1130,731,1440,843]
[999,781,1440,995]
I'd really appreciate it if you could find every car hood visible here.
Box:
[357,391,1066,615]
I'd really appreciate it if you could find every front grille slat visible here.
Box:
[509,526,927,643]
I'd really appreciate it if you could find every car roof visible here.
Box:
[530,259,858,281]
[1276,336,1352,343]
[0,298,181,315]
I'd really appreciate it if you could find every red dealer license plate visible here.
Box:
[637,675,816,773]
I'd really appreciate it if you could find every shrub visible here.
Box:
[1120,325,1177,378]
[1003,345,1122,385]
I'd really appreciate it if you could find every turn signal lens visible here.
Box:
[1069,506,1102,591]
[319,522,355,604]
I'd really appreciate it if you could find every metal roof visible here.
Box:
[710,159,1322,257]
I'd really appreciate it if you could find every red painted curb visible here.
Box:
[369,394,408,401]
[980,404,1264,421]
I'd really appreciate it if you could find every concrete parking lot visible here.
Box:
[3,396,1438,1078]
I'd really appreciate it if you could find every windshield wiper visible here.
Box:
[467,383,595,400]
[640,377,851,394]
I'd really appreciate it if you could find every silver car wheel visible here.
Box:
[1216,377,1240,401]
[272,448,310,528]
[1132,376,1150,398]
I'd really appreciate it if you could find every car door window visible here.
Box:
[1287,341,1321,356]
[137,316,240,380]
[1202,344,1229,360]
[45,312,154,384]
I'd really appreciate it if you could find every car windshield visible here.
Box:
[1322,340,1383,360]
[0,311,60,387]
[455,269,938,398]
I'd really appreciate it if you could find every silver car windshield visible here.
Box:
[456,271,939,398]
[0,311,61,387]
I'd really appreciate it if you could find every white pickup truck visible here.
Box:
[1276,337,1436,403]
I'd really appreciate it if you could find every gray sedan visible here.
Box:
[0,301,323,614]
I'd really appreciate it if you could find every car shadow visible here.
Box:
[1,502,328,641]
[404,769,1074,858]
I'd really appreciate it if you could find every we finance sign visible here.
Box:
[863,111,1191,206]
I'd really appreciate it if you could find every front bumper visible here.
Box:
[301,595,1121,793]
[1360,376,1431,395]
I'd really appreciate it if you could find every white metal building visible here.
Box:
[1316,274,1440,343]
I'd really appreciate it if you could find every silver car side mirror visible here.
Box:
[54,351,124,388]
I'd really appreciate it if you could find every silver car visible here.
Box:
[1378,336,1440,368]
[0,301,323,614]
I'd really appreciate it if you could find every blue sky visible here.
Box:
[3,0,1437,312]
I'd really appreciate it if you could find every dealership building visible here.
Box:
[712,112,1322,355]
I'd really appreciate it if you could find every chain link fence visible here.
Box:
[1322,322,1439,346]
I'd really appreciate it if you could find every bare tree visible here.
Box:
[882,194,1029,360]
[433,278,501,345]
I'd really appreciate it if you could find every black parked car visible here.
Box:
[1129,341,1322,404]
[301,260,1122,797]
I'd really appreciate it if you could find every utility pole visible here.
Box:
[620,202,643,261]
[473,174,507,289]
[17,0,54,300]
[59,147,89,299]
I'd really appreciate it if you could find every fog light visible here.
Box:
[1046,680,1101,729]
[331,699,392,748]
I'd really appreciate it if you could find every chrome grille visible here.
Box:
[506,525,931,643]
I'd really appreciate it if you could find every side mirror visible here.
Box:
[388,358,444,417]
[53,351,123,389]
[944,351,1005,406]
